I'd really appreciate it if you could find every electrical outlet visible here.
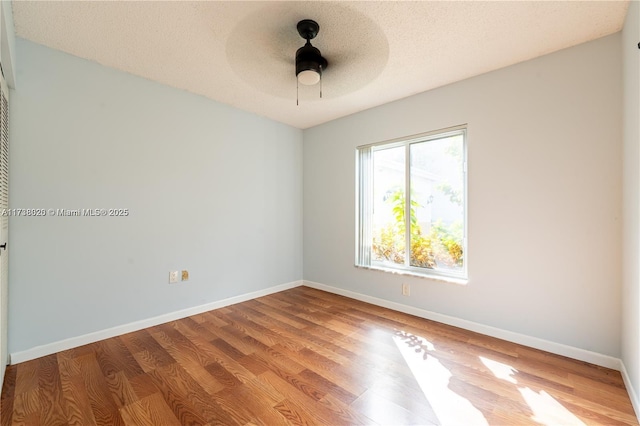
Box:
[181,270,189,281]
[169,271,179,284]
[402,283,410,296]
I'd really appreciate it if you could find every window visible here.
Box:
[356,126,467,280]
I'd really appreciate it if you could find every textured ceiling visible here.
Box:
[12,1,629,129]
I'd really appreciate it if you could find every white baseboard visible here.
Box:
[303,280,622,370]
[621,361,640,420]
[9,280,303,365]
[9,278,624,373]
[9,278,638,421]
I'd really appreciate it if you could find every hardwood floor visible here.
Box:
[0,286,637,425]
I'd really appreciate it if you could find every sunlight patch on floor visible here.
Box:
[518,387,586,426]
[479,354,585,425]
[479,356,517,384]
[394,331,588,426]
[392,333,488,426]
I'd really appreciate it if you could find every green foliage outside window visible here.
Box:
[372,188,463,269]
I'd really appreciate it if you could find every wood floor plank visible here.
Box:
[234,306,307,353]
[351,387,437,425]
[223,310,284,348]
[9,388,40,426]
[367,373,432,408]
[251,311,356,366]
[545,385,639,425]
[175,319,244,366]
[258,370,351,425]
[59,372,98,426]
[76,353,126,426]
[13,360,39,397]
[56,350,81,379]
[211,381,287,426]
[151,324,217,368]
[209,337,245,360]
[143,364,207,426]
[180,317,219,342]
[146,363,226,425]
[272,398,314,425]
[297,368,359,406]
[244,299,309,330]
[119,392,181,426]
[0,364,16,426]
[251,299,320,330]
[152,323,255,386]
[3,286,638,426]
[95,338,144,380]
[126,373,158,402]
[279,354,367,400]
[103,371,139,408]
[119,330,175,373]
[147,331,227,396]
[202,324,258,356]
[516,343,625,386]
[37,355,68,425]
[204,362,242,389]
[199,311,229,328]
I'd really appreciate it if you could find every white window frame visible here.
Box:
[356,125,468,282]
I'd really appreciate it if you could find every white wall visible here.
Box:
[8,38,303,355]
[304,34,622,357]
[622,0,640,412]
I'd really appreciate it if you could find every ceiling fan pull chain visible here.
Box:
[297,78,299,106]
[320,66,323,99]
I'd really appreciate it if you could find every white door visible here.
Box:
[0,71,9,377]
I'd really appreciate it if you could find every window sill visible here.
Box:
[354,264,468,285]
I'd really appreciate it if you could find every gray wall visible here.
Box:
[623,0,640,411]
[303,34,622,357]
[8,38,303,354]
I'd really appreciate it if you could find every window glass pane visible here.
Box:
[410,135,464,273]
[372,146,405,266]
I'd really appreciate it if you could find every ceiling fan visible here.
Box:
[295,19,328,104]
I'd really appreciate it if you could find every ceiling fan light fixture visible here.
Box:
[295,38,327,86]
[297,69,321,85]
[295,19,328,100]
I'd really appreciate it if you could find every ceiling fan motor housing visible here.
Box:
[296,42,328,79]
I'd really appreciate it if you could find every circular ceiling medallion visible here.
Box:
[226,2,389,101]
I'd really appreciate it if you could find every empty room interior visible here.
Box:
[0,0,638,424]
